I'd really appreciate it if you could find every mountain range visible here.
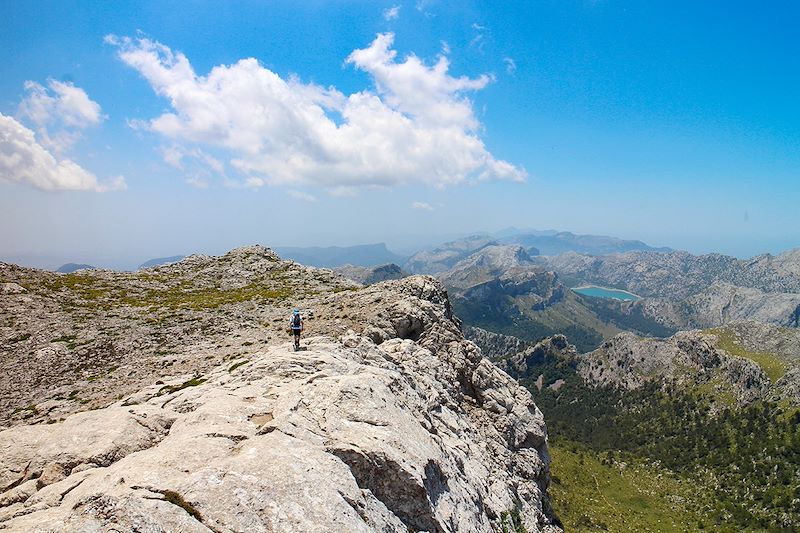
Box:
[273,243,407,268]
[55,263,95,273]
[3,238,799,531]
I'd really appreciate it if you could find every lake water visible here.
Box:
[571,285,641,301]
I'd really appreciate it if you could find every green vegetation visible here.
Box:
[51,334,77,343]
[500,505,528,533]
[157,377,207,395]
[508,350,800,530]
[228,360,249,372]
[41,272,294,311]
[138,283,292,310]
[452,292,613,353]
[12,404,38,416]
[579,295,675,338]
[332,286,359,293]
[709,328,788,382]
[8,332,31,343]
[549,442,721,532]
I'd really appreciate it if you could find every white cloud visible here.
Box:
[411,201,434,211]
[503,57,517,74]
[17,79,105,155]
[19,80,103,129]
[287,189,317,202]
[383,5,400,20]
[160,145,225,187]
[469,23,489,54]
[109,33,525,190]
[0,113,125,192]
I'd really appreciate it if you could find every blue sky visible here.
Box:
[1,1,798,268]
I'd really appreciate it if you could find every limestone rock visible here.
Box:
[0,267,560,532]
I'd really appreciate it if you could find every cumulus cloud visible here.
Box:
[383,5,400,20]
[411,201,434,211]
[0,113,125,192]
[19,80,103,128]
[18,79,104,154]
[108,33,525,190]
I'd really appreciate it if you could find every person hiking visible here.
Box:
[289,308,303,351]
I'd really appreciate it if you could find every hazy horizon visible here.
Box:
[3,225,798,272]
[2,2,798,270]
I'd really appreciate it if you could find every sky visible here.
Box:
[1,1,798,269]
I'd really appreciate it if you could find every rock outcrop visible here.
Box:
[0,248,561,532]
[579,323,800,407]
[463,326,532,361]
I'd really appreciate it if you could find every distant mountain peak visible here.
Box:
[56,263,95,273]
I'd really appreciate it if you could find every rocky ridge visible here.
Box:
[539,250,800,331]
[540,249,800,299]
[481,321,799,408]
[0,247,561,532]
[438,245,536,290]
[405,235,498,275]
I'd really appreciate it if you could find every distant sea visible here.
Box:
[571,285,641,301]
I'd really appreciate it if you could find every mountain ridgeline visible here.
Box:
[2,234,799,532]
[409,237,800,353]
[0,246,561,532]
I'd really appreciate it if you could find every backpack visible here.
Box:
[291,314,301,328]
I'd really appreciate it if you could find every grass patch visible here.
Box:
[549,442,721,532]
[709,328,788,382]
[228,360,249,372]
[42,272,293,310]
[9,332,31,343]
[136,284,293,310]
[692,377,738,407]
[500,506,528,533]
[157,377,206,395]
[51,334,86,349]
[332,286,359,293]
[12,404,38,415]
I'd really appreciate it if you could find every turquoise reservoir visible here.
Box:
[571,285,641,301]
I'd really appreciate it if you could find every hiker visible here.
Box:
[289,308,303,351]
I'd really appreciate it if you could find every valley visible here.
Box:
[2,236,799,532]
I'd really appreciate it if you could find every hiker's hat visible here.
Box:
[293,309,300,314]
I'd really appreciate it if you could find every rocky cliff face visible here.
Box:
[0,247,561,532]
[578,323,800,407]
[541,249,800,299]
[539,250,800,331]
[463,326,532,361]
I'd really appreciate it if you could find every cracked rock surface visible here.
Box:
[0,248,560,532]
